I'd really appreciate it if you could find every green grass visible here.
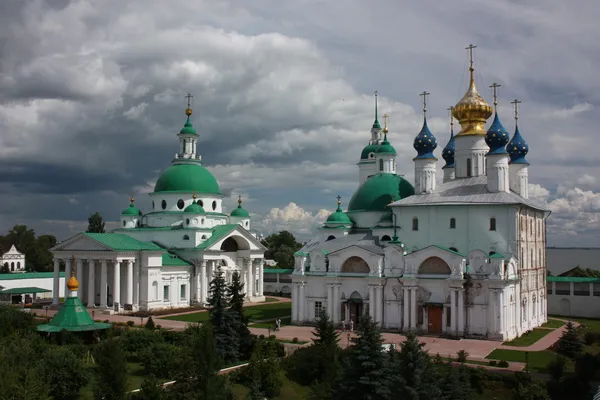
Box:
[80,362,160,399]
[161,302,292,323]
[277,338,309,345]
[264,297,279,303]
[502,328,552,347]
[549,315,600,332]
[249,316,291,329]
[486,349,556,373]
[542,318,565,329]
[232,371,311,400]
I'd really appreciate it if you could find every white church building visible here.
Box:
[1,245,26,273]
[291,48,548,341]
[51,104,266,312]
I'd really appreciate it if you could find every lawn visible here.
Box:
[542,318,564,329]
[549,315,600,332]
[250,316,291,329]
[80,362,160,399]
[232,371,311,400]
[486,349,556,373]
[502,328,552,347]
[161,302,292,323]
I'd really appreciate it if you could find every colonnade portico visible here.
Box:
[52,255,140,311]
[195,257,264,305]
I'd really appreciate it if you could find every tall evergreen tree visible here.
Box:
[334,314,390,400]
[87,212,106,233]
[309,311,341,398]
[227,271,253,359]
[440,365,473,400]
[312,310,340,347]
[556,322,582,358]
[93,338,128,400]
[208,266,239,364]
[246,338,283,398]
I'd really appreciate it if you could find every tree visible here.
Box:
[440,365,473,400]
[136,376,170,400]
[145,316,156,330]
[0,225,57,272]
[512,373,550,400]
[334,314,390,400]
[39,345,89,399]
[246,338,283,398]
[87,212,106,233]
[93,338,128,400]
[0,334,50,400]
[227,271,253,359]
[208,266,239,364]
[261,231,303,268]
[556,322,582,358]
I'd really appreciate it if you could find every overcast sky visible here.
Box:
[0,0,599,246]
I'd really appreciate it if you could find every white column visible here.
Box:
[410,287,417,329]
[497,290,504,336]
[327,284,333,317]
[376,286,383,326]
[87,260,96,307]
[246,259,253,299]
[489,290,496,334]
[258,259,264,296]
[100,260,108,307]
[292,283,298,321]
[201,260,207,303]
[333,284,340,324]
[126,260,134,305]
[450,289,457,333]
[369,286,375,318]
[52,259,60,305]
[254,262,259,296]
[113,261,121,308]
[299,283,305,322]
[64,258,72,298]
[76,259,84,299]
[458,289,464,334]
[403,288,409,330]
[133,261,139,307]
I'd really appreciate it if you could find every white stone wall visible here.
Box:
[547,283,600,318]
[0,276,65,299]
[147,193,224,214]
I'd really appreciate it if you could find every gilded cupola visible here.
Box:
[452,44,493,136]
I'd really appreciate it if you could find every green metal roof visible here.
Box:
[179,117,198,136]
[547,276,600,283]
[230,204,250,218]
[361,144,379,160]
[196,224,240,250]
[348,173,415,212]
[83,233,163,251]
[263,269,294,274]
[489,252,505,259]
[153,164,221,194]
[0,287,51,295]
[162,252,191,267]
[121,202,142,216]
[0,272,65,281]
[431,245,465,257]
[294,251,308,257]
[184,201,206,214]
[36,295,112,332]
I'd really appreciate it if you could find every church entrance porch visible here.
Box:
[427,304,443,334]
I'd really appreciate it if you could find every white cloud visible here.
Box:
[576,173,596,187]
[254,202,329,238]
[541,103,593,119]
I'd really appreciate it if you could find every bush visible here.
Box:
[557,322,583,359]
[119,329,164,361]
[457,349,469,363]
[140,342,181,379]
[584,330,600,345]
[497,360,509,368]
[126,320,135,327]
[292,337,299,343]
[283,345,322,385]
[489,360,497,366]
[145,316,156,330]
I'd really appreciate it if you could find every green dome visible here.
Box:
[376,134,396,155]
[361,144,379,160]
[179,117,198,136]
[121,204,142,216]
[326,211,352,225]
[184,201,205,214]
[153,164,221,194]
[348,173,414,212]
[231,206,249,218]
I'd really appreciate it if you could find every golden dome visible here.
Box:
[185,107,193,117]
[452,46,493,136]
[67,276,79,291]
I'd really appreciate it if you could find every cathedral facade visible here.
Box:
[51,104,266,312]
[291,48,548,341]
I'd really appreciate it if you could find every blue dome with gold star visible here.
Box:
[485,112,509,154]
[413,119,437,159]
[442,132,455,168]
[507,125,529,164]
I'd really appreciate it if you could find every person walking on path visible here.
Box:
[349,319,354,332]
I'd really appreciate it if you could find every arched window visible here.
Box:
[450,218,456,229]
[201,235,207,239]
[412,217,419,231]
[161,200,167,210]
[198,199,204,207]
[379,159,384,171]
[381,235,391,242]
[489,251,496,256]
[177,199,185,210]
[531,249,534,267]
[152,201,155,210]
[152,281,158,300]
[489,217,496,231]
[186,218,190,225]
[466,158,472,177]
[183,235,190,241]
[212,200,217,211]
[123,220,126,227]
[326,235,336,241]
[449,247,458,253]
[16,262,20,269]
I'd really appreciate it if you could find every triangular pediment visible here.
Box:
[328,244,383,257]
[52,233,114,252]
[199,224,267,252]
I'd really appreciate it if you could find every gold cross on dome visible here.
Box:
[447,106,454,134]
[489,83,501,109]
[511,98,522,121]
[382,114,389,129]
[184,93,194,108]
[466,44,477,69]
[419,91,430,117]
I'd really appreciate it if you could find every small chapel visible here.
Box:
[50,99,266,312]
[291,45,549,341]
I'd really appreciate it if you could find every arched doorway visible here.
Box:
[418,257,451,275]
[220,235,251,252]
[345,290,364,327]
[341,257,370,274]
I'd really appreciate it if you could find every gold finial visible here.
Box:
[67,255,79,291]
[130,196,135,204]
[238,194,243,205]
[511,99,521,124]
[419,91,430,119]
[447,107,454,135]
[382,114,389,133]
[490,83,501,110]
[185,93,193,116]
[452,44,492,136]
[192,192,197,200]
[337,194,342,206]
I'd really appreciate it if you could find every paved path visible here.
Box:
[499,319,576,352]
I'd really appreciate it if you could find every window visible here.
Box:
[201,235,207,239]
[326,235,336,241]
[198,199,204,207]
[379,159,384,171]
[314,301,323,318]
[412,217,419,231]
[152,281,158,300]
[212,200,217,210]
[123,220,126,227]
[489,217,496,231]
[186,218,190,225]
[152,201,155,209]
[381,235,391,242]
[183,235,190,240]
[466,158,472,177]
[180,284,187,300]
[161,200,167,210]
[163,285,170,301]
[449,247,458,252]
[450,218,456,229]
[177,199,185,209]
[245,221,249,227]
[201,218,205,225]
[489,251,496,256]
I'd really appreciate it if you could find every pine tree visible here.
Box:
[144,316,155,330]
[334,313,390,400]
[440,365,473,400]
[93,339,128,400]
[312,310,340,347]
[246,338,282,398]
[227,271,253,359]
[556,322,582,358]
[208,266,240,364]
[86,212,106,233]
[309,311,341,398]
